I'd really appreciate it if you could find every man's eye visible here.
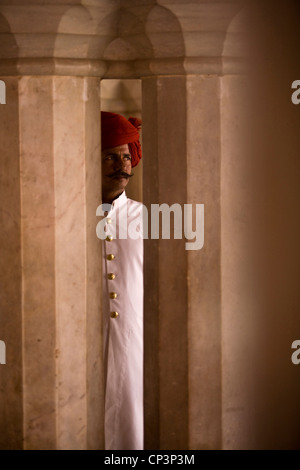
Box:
[124,155,131,160]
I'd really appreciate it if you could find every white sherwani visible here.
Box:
[101,191,143,450]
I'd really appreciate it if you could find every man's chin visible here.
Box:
[112,176,128,181]
[103,178,129,192]
[115,177,129,187]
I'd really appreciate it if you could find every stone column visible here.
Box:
[220,74,254,449]
[0,75,104,450]
[143,75,223,450]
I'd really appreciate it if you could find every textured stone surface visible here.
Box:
[0,0,246,77]
[143,75,227,450]
[143,76,189,450]
[220,74,254,450]
[0,76,103,450]
[186,75,222,450]
[0,77,23,450]
[19,75,57,450]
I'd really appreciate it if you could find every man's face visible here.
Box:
[101,144,132,197]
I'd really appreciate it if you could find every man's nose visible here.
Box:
[114,156,126,170]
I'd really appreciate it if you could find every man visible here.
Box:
[100,111,144,450]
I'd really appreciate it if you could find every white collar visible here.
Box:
[110,191,127,212]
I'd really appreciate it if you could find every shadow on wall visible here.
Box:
[0,12,19,73]
[247,0,300,450]
[94,2,185,76]
[0,12,22,451]
[101,79,141,119]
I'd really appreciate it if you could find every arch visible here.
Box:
[55,5,95,59]
[145,4,185,59]
[98,3,185,77]
[0,10,19,73]
[222,6,250,59]
[100,7,154,62]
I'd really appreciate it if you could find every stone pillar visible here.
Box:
[143,75,223,450]
[0,77,23,450]
[0,75,104,450]
[220,74,254,449]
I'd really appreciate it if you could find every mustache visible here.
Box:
[108,171,134,179]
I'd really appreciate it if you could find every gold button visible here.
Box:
[110,311,119,319]
[106,218,112,224]
[107,254,115,261]
[107,273,115,280]
[109,292,117,299]
[106,235,113,242]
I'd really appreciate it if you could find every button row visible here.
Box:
[106,222,116,319]
[105,217,116,319]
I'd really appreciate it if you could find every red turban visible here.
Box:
[101,111,142,167]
